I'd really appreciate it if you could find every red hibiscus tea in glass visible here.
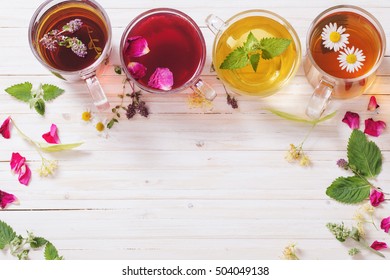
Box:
[29,0,112,110]
[120,8,215,99]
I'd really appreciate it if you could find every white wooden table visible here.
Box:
[1,0,389,260]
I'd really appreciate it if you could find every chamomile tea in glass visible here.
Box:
[304,5,385,119]
[29,0,112,110]
[206,10,301,97]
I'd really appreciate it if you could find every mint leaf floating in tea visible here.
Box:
[219,32,291,72]
[40,18,87,57]
[5,82,64,116]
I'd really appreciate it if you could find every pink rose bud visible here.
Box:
[148,67,174,91]
[364,118,386,137]
[127,62,147,80]
[42,124,61,144]
[342,111,360,130]
[370,189,385,207]
[124,36,150,58]
[370,241,388,251]
[0,116,11,139]
[367,96,379,111]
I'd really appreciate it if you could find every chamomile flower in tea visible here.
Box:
[337,46,366,73]
[321,22,349,51]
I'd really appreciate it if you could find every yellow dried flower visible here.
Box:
[187,91,213,109]
[282,243,300,260]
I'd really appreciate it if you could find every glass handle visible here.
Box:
[85,75,110,111]
[205,14,226,34]
[192,79,216,100]
[305,79,334,119]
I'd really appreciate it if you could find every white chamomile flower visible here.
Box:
[321,22,350,51]
[94,118,109,138]
[337,46,366,73]
[81,108,94,122]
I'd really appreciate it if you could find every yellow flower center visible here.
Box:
[346,54,357,64]
[329,31,341,43]
[82,111,92,121]
[95,122,105,132]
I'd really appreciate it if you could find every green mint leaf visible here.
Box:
[42,84,64,101]
[243,32,259,51]
[30,237,48,249]
[4,82,33,102]
[34,98,46,115]
[259,38,291,60]
[44,242,63,260]
[219,47,249,70]
[0,220,17,250]
[326,176,370,204]
[347,130,382,178]
[249,53,260,72]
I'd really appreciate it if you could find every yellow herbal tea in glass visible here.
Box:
[207,10,301,97]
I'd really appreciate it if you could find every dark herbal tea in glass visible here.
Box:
[309,11,382,80]
[123,12,204,91]
[36,1,108,72]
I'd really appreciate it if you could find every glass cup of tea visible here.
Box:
[120,8,216,100]
[304,5,386,119]
[206,10,301,97]
[28,0,112,111]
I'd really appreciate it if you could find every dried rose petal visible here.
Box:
[370,189,385,207]
[127,62,147,80]
[124,36,150,58]
[381,216,390,233]
[10,152,31,186]
[10,152,26,173]
[342,111,360,129]
[367,96,380,111]
[0,116,11,139]
[18,164,31,186]
[148,67,174,91]
[42,124,60,144]
[0,189,17,209]
[364,118,386,137]
[370,241,388,251]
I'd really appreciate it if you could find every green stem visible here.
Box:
[10,118,39,149]
[359,240,385,258]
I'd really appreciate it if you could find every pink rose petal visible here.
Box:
[370,241,388,251]
[42,124,60,144]
[0,116,11,139]
[0,189,17,209]
[368,96,380,111]
[342,111,360,130]
[381,216,390,233]
[18,164,31,186]
[148,67,174,91]
[364,118,386,137]
[10,152,26,173]
[127,62,147,80]
[124,36,150,58]
[370,189,385,207]
[10,152,31,186]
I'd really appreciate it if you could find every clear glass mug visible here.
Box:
[206,10,301,97]
[120,8,216,100]
[28,0,112,111]
[305,5,386,119]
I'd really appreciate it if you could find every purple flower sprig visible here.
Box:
[39,19,87,58]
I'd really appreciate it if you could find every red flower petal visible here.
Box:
[18,164,31,186]
[0,189,17,209]
[42,124,60,144]
[127,62,147,80]
[381,216,390,233]
[148,67,174,91]
[342,111,360,129]
[364,118,386,137]
[370,241,388,251]
[124,36,150,58]
[0,116,11,139]
[367,96,380,111]
[10,152,26,173]
[370,189,385,207]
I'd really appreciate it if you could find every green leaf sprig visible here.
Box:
[220,32,291,72]
[0,220,63,260]
[326,130,384,204]
[5,82,64,115]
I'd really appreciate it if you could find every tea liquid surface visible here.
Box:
[214,16,299,96]
[310,11,382,79]
[125,12,204,90]
[36,2,108,71]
